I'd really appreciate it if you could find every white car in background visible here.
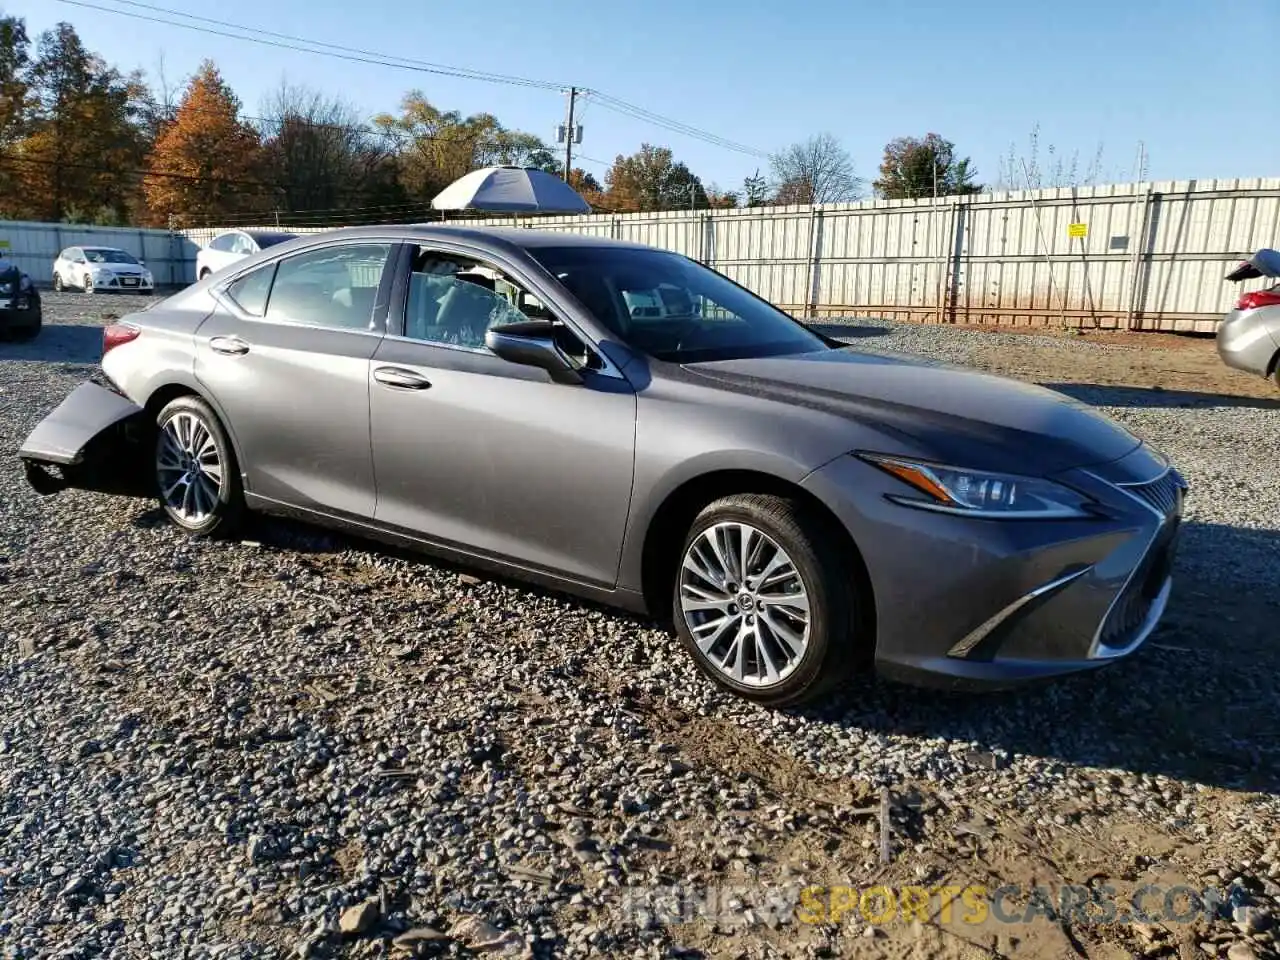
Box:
[52,246,155,294]
[195,229,297,281]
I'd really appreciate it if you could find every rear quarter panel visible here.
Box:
[102,290,218,408]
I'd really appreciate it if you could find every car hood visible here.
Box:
[683,347,1145,474]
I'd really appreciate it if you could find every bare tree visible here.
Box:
[259,80,399,217]
[995,123,1136,191]
[769,133,862,204]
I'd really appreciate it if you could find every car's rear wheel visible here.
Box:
[52,272,64,292]
[671,493,861,706]
[1272,353,1280,390]
[154,396,244,538]
[198,268,211,281]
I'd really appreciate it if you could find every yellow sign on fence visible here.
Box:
[0,239,10,249]
[1067,222,1088,238]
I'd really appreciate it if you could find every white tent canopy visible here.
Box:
[431,165,590,214]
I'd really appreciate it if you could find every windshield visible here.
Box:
[84,248,139,264]
[529,246,828,363]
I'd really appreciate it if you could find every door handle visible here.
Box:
[210,336,250,356]
[373,366,432,390]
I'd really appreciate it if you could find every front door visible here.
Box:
[369,245,637,586]
[194,240,397,518]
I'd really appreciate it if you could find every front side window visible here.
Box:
[226,263,275,316]
[404,249,552,350]
[530,246,827,364]
[265,243,391,331]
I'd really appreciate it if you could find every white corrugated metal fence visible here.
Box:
[2,177,1277,332]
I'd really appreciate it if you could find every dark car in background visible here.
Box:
[0,258,41,340]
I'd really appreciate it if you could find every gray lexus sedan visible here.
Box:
[18,226,1186,705]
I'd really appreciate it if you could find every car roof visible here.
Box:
[80,245,128,252]
[269,223,661,257]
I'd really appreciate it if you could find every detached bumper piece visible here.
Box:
[18,381,153,498]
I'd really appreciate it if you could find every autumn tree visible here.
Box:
[604,144,708,212]
[704,186,740,209]
[144,60,266,226]
[873,133,981,199]
[0,12,30,214]
[566,167,606,209]
[770,133,861,205]
[12,22,149,222]
[375,91,556,204]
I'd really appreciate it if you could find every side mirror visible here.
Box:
[485,320,583,385]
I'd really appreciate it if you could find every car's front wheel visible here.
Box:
[83,274,94,294]
[672,493,863,706]
[154,395,244,538]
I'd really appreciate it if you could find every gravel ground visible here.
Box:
[1,295,1278,960]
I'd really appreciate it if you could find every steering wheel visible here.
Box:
[674,319,731,353]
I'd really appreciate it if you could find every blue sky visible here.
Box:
[7,0,1278,194]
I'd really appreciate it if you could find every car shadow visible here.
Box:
[125,504,1279,795]
[1046,381,1280,410]
[0,323,103,365]
[800,519,1280,796]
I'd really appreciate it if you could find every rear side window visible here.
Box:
[265,243,392,331]
[226,264,275,316]
[209,234,235,252]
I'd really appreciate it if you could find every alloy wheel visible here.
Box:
[156,411,224,525]
[53,272,63,292]
[678,521,811,687]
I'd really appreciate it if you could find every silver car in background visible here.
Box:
[18,226,1187,706]
[1217,248,1280,388]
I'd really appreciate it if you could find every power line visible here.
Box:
[55,0,772,159]
[54,0,564,91]
[0,152,279,190]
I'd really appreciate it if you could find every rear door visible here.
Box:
[193,239,399,519]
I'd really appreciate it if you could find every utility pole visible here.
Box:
[561,87,579,182]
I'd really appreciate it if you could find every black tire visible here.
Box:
[198,268,211,281]
[154,395,244,538]
[83,274,94,294]
[12,308,41,342]
[52,272,64,292]
[1272,353,1280,391]
[671,493,864,707]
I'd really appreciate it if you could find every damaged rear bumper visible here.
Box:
[18,380,153,497]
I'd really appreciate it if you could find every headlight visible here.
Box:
[143,270,153,283]
[858,453,1096,519]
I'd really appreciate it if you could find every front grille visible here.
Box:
[1097,520,1179,650]
[1118,467,1186,517]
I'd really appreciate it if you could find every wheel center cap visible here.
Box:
[737,593,755,612]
